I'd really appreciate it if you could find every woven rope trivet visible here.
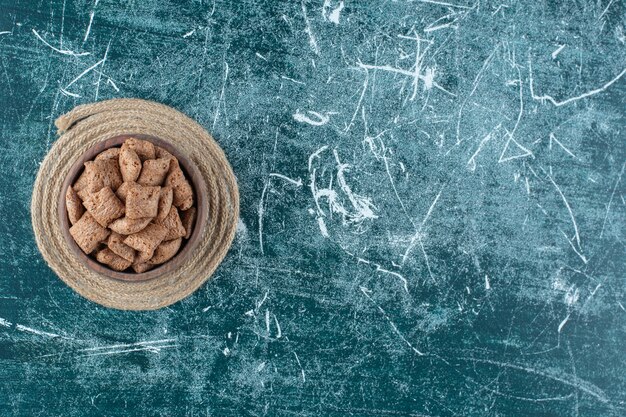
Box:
[31,98,239,310]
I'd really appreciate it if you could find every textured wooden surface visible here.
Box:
[0,0,625,415]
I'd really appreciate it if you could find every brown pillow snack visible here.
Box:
[180,207,196,240]
[86,158,123,193]
[119,147,142,183]
[107,232,135,262]
[157,146,180,172]
[83,186,125,227]
[126,184,160,219]
[132,261,154,273]
[135,250,153,263]
[150,238,182,265]
[123,223,169,259]
[115,180,135,203]
[96,248,133,271]
[157,186,173,221]
[155,145,173,160]
[108,216,152,235]
[137,157,170,186]
[165,164,194,210]
[65,186,84,225]
[73,170,89,193]
[69,212,111,254]
[122,138,156,161]
[66,138,197,273]
[94,147,120,161]
[74,170,92,201]
[156,206,186,240]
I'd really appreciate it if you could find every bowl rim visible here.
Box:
[58,134,208,282]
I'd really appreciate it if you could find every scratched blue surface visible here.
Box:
[0,0,625,416]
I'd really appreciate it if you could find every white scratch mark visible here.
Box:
[256,52,268,61]
[94,39,110,101]
[15,324,60,338]
[106,78,119,92]
[455,45,499,144]
[324,0,343,25]
[182,29,195,38]
[273,314,282,338]
[269,173,303,187]
[293,352,306,382]
[281,75,305,85]
[317,217,329,237]
[509,67,524,142]
[333,149,379,222]
[344,71,368,133]
[83,0,100,44]
[65,57,105,89]
[293,110,329,126]
[32,29,90,57]
[0,317,11,327]
[357,257,409,293]
[80,344,177,357]
[551,44,565,59]
[424,22,457,32]
[356,59,449,97]
[59,87,80,98]
[558,314,570,333]
[369,130,413,232]
[560,230,588,264]
[301,0,320,55]
[549,133,578,159]
[460,357,609,403]
[416,0,470,8]
[83,6,96,43]
[590,283,602,297]
[259,171,301,253]
[499,69,530,163]
[467,132,494,171]
[258,180,269,255]
[485,275,491,290]
[308,145,329,171]
[418,239,436,284]
[265,309,271,335]
[256,290,269,311]
[548,174,581,248]
[598,0,615,20]
[79,339,177,353]
[0,31,11,35]
[212,61,229,130]
[378,265,409,293]
[60,0,66,47]
[565,287,580,306]
[499,133,533,163]
[360,287,424,354]
[421,186,444,228]
[310,146,378,227]
[618,301,626,312]
[402,186,443,265]
[600,162,625,238]
[529,56,626,106]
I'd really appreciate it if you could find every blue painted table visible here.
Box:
[1,0,625,415]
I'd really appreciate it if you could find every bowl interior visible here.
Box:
[58,134,207,282]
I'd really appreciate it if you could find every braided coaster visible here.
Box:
[31,99,239,310]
